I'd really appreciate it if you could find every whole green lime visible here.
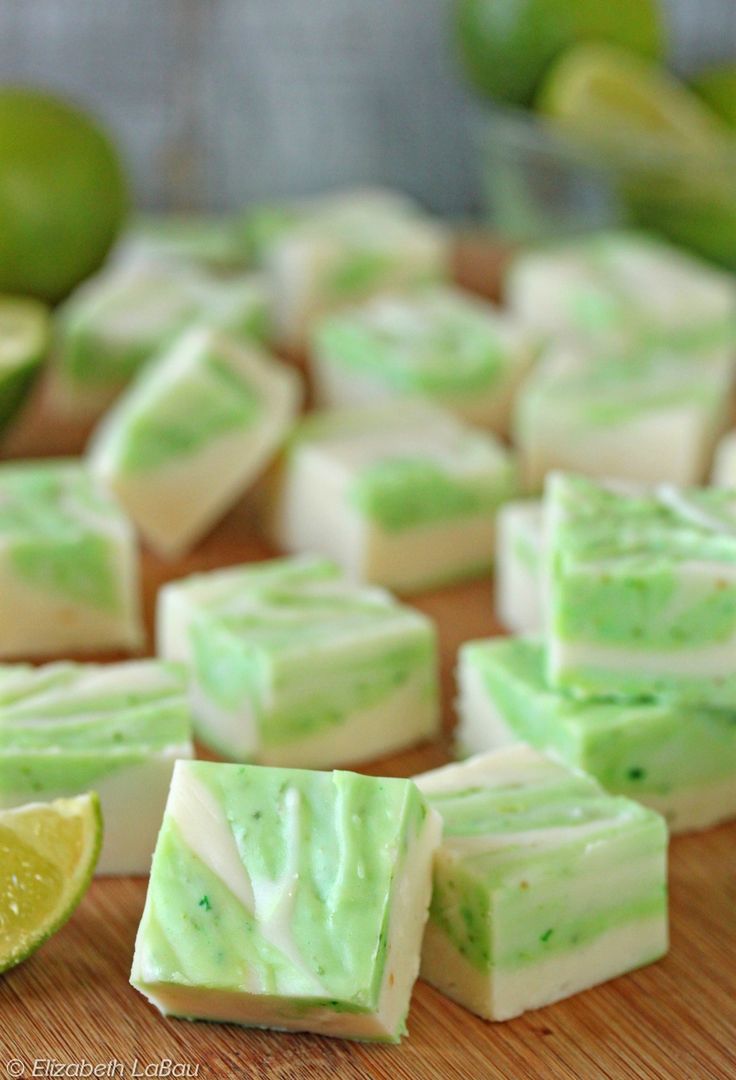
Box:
[0,88,129,303]
[454,0,664,106]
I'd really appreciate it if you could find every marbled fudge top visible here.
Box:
[547,472,736,567]
[0,660,190,754]
[508,230,736,345]
[161,555,434,653]
[517,340,730,430]
[417,746,658,886]
[315,286,533,395]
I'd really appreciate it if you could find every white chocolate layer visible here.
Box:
[495,500,544,633]
[421,914,667,1022]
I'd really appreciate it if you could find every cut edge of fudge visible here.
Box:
[415,746,668,1021]
[130,759,442,1041]
[456,636,736,834]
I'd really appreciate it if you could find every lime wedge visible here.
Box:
[0,792,102,974]
[538,44,730,152]
[0,295,50,435]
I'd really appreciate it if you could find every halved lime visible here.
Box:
[0,295,50,435]
[0,792,102,974]
[538,43,729,151]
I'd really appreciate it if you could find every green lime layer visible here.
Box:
[0,460,133,613]
[0,660,191,797]
[291,402,517,532]
[168,555,437,751]
[418,748,667,973]
[132,760,431,1036]
[91,329,263,474]
[548,472,736,702]
[462,637,736,797]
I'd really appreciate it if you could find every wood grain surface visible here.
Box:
[0,238,734,1080]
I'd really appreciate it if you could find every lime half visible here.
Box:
[538,44,729,152]
[0,792,102,974]
[0,295,50,435]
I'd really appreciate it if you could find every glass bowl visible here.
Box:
[477,102,736,269]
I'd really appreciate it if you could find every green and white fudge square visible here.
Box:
[50,261,270,422]
[89,327,303,558]
[242,187,449,350]
[416,746,668,1021]
[506,230,736,351]
[311,286,537,434]
[271,401,517,594]
[0,459,142,657]
[157,555,439,767]
[130,759,442,1041]
[457,637,736,834]
[546,471,736,706]
[513,342,732,491]
[495,499,544,634]
[0,659,193,874]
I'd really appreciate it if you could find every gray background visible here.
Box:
[0,0,734,215]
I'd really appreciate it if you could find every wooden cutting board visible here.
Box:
[1,237,734,1080]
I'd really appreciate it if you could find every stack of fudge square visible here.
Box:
[486,471,736,835]
[4,188,736,1044]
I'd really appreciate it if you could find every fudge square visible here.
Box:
[495,499,545,634]
[0,460,142,657]
[514,342,732,491]
[506,230,736,349]
[89,326,303,558]
[130,759,442,1042]
[0,660,193,874]
[415,746,668,1021]
[457,637,736,834]
[546,472,736,706]
[157,555,439,767]
[311,286,537,434]
[271,401,517,594]
[50,260,269,423]
[243,187,449,349]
